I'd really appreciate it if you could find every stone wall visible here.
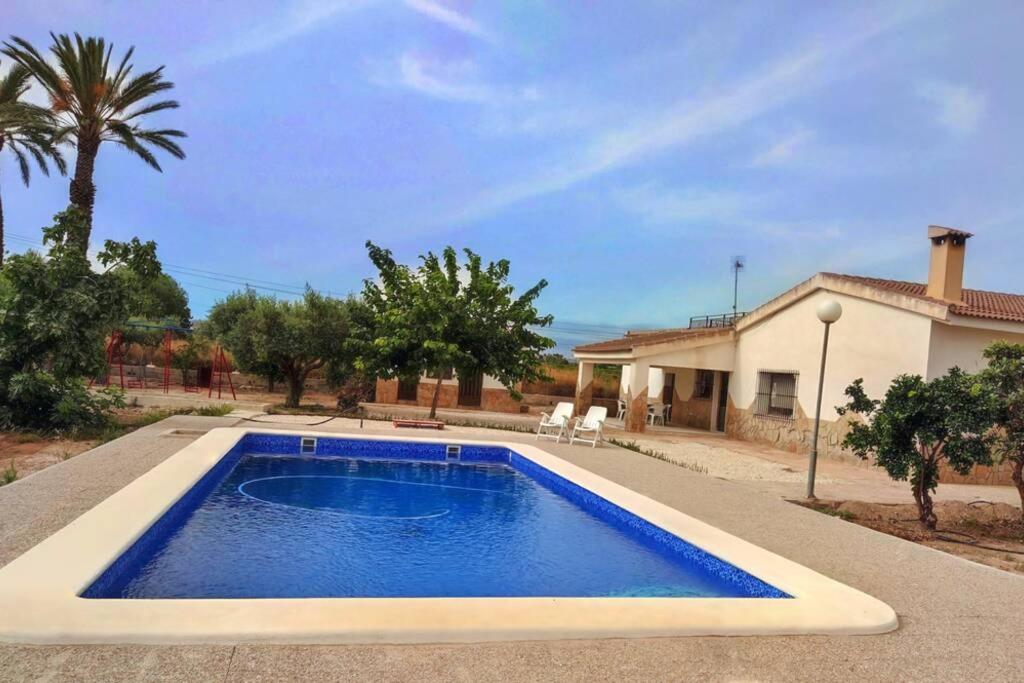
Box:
[482,388,524,413]
[726,396,862,465]
[938,460,1017,486]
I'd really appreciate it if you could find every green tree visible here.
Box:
[837,369,997,529]
[119,271,191,327]
[2,33,185,251]
[0,59,65,264]
[206,289,357,407]
[361,242,554,419]
[980,341,1024,517]
[0,206,161,433]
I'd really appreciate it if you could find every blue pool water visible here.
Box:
[83,436,787,599]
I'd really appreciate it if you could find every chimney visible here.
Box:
[926,225,972,303]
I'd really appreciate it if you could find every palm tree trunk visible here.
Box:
[0,136,5,267]
[0,171,5,268]
[68,136,99,253]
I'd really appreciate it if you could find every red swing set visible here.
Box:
[90,325,236,400]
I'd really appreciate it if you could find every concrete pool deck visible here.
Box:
[1,415,1023,681]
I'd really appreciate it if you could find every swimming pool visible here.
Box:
[83,438,785,600]
[0,428,896,643]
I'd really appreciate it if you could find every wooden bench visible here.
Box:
[392,418,445,430]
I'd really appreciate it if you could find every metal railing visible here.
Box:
[688,312,747,329]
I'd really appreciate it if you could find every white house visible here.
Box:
[573,226,1024,463]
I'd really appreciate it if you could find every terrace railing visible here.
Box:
[688,312,747,329]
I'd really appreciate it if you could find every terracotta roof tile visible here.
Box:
[573,327,731,354]
[824,273,1024,323]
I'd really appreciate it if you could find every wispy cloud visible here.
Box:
[434,4,928,227]
[372,52,537,104]
[190,0,371,66]
[611,182,842,240]
[404,0,494,41]
[916,80,987,134]
[749,128,815,167]
[611,183,769,225]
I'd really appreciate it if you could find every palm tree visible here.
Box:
[2,33,185,253]
[0,60,65,266]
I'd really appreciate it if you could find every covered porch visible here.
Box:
[573,327,736,434]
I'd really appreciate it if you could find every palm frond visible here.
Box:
[11,143,31,185]
[0,62,32,103]
[4,33,184,175]
[134,129,186,159]
[120,99,179,121]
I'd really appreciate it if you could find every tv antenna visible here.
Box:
[731,256,746,318]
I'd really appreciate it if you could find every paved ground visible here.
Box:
[2,414,1023,681]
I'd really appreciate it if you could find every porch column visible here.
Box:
[624,360,649,433]
[575,361,594,414]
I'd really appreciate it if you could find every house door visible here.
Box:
[715,372,730,432]
[397,377,419,401]
[458,370,483,407]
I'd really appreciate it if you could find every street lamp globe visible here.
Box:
[816,299,843,324]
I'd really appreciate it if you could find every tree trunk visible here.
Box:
[69,136,99,253]
[267,376,275,393]
[285,374,303,408]
[0,136,5,267]
[1013,456,1024,521]
[0,171,5,268]
[429,374,444,419]
[913,456,938,530]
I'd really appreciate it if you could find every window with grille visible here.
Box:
[397,377,419,401]
[754,371,798,419]
[694,370,715,400]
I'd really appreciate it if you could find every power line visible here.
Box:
[4,230,633,340]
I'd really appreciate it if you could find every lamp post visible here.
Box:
[806,299,842,499]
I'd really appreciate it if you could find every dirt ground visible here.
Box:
[795,498,1024,575]
[0,433,97,482]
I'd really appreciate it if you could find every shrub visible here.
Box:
[2,460,16,486]
[0,372,124,436]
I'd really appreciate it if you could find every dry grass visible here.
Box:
[523,364,620,398]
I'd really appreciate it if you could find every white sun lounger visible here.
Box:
[536,401,574,443]
[570,406,608,448]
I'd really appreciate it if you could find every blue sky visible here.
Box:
[2,1,1023,351]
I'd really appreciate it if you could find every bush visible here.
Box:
[0,372,124,436]
[335,373,375,412]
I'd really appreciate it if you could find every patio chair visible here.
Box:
[570,406,608,448]
[536,401,574,443]
[647,403,669,426]
[615,399,626,420]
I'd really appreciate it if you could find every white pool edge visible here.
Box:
[0,427,898,644]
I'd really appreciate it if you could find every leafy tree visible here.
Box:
[361,242,555,419]
[980,341,1024,517]
[2,33,185,251]
[119,272,191,328]
[837,370,997,529]
[0,59,65,264]
[542,352,575,366]
[0,206,161,433]
[206,289,357,407]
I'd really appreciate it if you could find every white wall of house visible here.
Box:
[618,366,666,401]
[731,289,933,418]
[926,321,1024,378]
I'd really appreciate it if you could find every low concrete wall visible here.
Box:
[375,379,525,414]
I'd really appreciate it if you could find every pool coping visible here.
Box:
[0,427,897,644]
